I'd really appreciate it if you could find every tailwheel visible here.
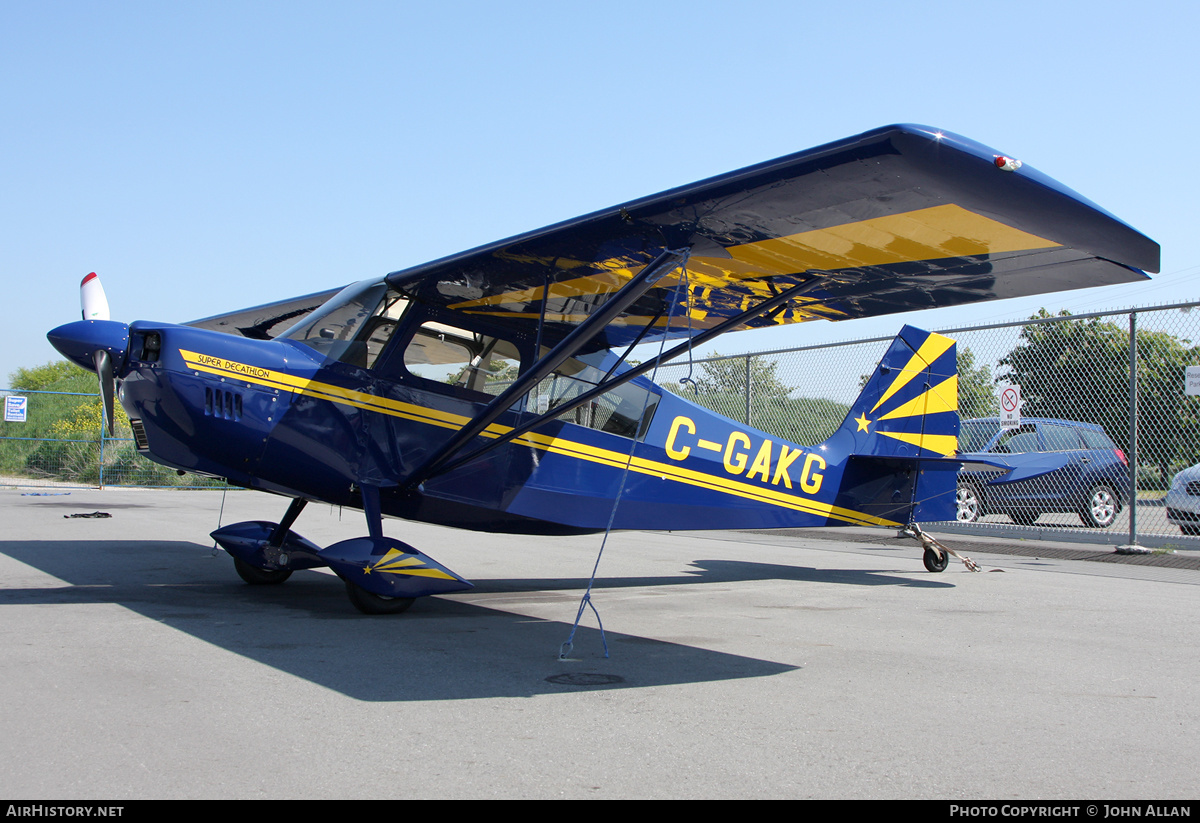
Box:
[922,547,949,573]
[232,555,293,585]
[344,581,415,615]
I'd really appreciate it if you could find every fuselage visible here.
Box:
[111,279,943,533]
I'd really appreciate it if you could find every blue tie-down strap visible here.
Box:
[321,537,474,599]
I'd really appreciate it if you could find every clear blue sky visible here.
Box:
[4,0,1198,384]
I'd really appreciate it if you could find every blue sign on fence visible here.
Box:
[4,395,28,423]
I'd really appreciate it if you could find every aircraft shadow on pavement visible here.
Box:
[0,538,949,702]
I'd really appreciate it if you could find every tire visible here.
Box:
[345,581,415,615]
[1010,509,1041,526]
[1079,485,1118,529]
[955,483,982,523]
[233,556,293,585]
[923,547,949,573]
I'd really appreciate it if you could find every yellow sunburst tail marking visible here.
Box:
[877,374,959,422]
[870,332,955,414]
[876,431,959,457]
[833,325,960,461]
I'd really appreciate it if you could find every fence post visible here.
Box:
[98,427,105,489]
[1126,311,1141,549]
[744,356,751,426]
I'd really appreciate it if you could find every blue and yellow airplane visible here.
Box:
[48,125,1158,614]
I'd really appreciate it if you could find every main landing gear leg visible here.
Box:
[341,485,415,615]
[269,497,308,548]
[214,488,473,612]
[230,497,311,585]
[320,484,472,614]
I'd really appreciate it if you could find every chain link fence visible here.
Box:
[0,389,224,489]
[8,302,1200,546]
[655,301,1200,546]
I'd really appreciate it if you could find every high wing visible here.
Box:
[190,125,1157,351]
[383,124,1158,352]
[187,288,343,339]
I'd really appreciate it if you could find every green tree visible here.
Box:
[688,353,791,400]
[957,347,995,419]
[9,360,91,392]
[997,310,1200,486]
[663,353,848,445]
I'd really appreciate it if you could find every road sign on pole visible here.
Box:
[1186,366,1200,396]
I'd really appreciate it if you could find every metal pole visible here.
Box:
[1126,311,1141,550]
[744,356,752,426]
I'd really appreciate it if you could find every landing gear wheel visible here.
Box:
[233,556,293,585]
[344,581,416,615]
[1080,485,1118,529]
[923,547,949,573]
[955,483,982,523]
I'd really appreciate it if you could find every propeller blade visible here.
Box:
[81,272,110,321]
[93,349,116,437]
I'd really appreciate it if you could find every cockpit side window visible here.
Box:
[531,351,659,440]
[403,322,522,397]
[399,322,658,440]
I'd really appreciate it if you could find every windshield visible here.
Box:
[279,279,409,367]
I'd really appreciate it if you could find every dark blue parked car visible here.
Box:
[955,418,1130,528]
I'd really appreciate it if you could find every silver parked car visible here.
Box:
[1166,463,1200,536]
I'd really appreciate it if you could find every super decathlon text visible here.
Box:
[191,353,271,379]
[6,808,123,817]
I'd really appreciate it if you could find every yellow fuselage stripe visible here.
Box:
[179,350,901,527]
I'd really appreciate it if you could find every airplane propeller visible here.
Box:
[46,273,130,437]
[81,271,110,321]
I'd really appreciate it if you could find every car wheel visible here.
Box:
[955,483,982,523]
[1080,485,1118,528]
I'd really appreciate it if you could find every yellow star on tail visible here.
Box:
[855,413,870,432]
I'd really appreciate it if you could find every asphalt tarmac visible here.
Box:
[2,487,1197,799]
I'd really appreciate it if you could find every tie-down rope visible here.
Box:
[559,254,693,659]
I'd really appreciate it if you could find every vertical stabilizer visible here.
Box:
[834,325,959,460]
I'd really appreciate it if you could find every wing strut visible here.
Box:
[420,272,840,482]
[400,248,691,491]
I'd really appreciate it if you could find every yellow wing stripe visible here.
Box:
[724,203,1059,275]
[179,350,901,528]
[446,204,1059,321]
